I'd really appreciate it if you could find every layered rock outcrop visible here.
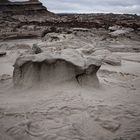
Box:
[0,0,49,15]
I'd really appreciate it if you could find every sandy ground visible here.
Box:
[0,34,140,140]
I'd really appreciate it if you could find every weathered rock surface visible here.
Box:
[13,49,102,87]
[104,54,122,66]
[109,28,134,37]
[0,51,6,57]
[32,44,42,54]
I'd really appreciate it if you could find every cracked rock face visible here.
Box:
[13,49,102,88]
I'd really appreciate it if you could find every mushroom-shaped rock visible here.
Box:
[13,49,103,88]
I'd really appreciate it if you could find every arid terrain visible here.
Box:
[0,1,140,140]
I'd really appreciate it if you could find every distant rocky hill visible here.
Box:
[0,0,51,15]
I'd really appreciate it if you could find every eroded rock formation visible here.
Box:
[0,0,49,15]
[13,49,102,88]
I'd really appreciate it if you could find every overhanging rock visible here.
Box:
[13,49,103,88]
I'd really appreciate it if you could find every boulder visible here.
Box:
[32,44,42,54]
[13,49,103,88]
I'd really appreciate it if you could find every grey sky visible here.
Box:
[40,0,140,14]
[10,0,140,14]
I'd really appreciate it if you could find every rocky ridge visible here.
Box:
[0,0,50,15]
